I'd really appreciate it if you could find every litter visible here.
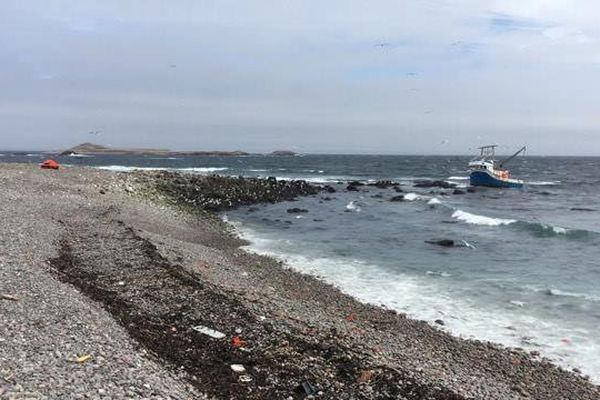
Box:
[297,381,316,396]
[76,354,92,363]
[231,336,244,348]
[0,294,19,301]
[230,364,246,373]
[192,325,226,339]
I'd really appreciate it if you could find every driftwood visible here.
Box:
[0,294,18,301]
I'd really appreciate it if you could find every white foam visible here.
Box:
[95,165,228,173]
[448,176,469,180]
[403,192,422,201]
[345,201,361,212]
[452,210,516,226]
[528,181,560,186]
[231,221,600,381]
[427,198,442,205]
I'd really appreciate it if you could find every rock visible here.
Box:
[324,185,337,193]
[287,208,309,214]
[425,239,455,247]
[467,187,476,193]
[346,184,360,192]
[367,180,397,189]
[371,193,383,199]
[348,181,365,186]
[414,180,456,189]
[390,196,404,202]
[435,319,445,326]
[452,189,465,195]
[393,187,403,193]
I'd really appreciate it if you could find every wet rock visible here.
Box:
[324,185,337,193]
[435,319,445,326]
[452,189,466,195]
[346,184,360,192]
[367,180,398,189]
[467,187,476,193]
[393,187,403,193]
[287,208,309,214]
[390,196,405,202]
[414,180,456,189]
[425,239,455,247]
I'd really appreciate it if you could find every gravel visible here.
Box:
[1,163,598,399]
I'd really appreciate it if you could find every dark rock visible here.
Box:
[367,180,397,189]
[287,208,309,214]
[324,185,337,193]
[467,187,476,193]
[414,180,456,189]
[390,196,404,202]
[371,193,383,199]
[425,239,455,247]
[570,207,596,212]
[348,180,365,186]
[452,189,466,195]
[434,319,445,326]
[321,197,333,201]
[346,184,360,192]
[99,189,106,194]
[393,187,403,193]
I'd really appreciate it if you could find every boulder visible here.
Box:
[414,180,456,189]
[287,208,309,214]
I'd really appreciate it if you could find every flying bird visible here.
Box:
[374,42,390,48]
[88,129,102,136]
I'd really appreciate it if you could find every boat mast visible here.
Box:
[499,146,526,168]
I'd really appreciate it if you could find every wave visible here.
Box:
[403,192,423,201]
[427,198,442,206]
[229,219,600,382]
[514,221,592,239]
[95,165,228,173]
[452,210,516,226]
[528,181,561,186]
[345,201,361,212]
[448,176,469,180]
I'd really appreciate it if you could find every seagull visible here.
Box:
[375,42,390,48]
[440,139,449,145]
[88,129,102,135]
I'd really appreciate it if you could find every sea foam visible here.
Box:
[452,210,516,226]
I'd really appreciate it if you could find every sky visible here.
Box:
[1,1,600,155]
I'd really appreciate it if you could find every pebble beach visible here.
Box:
[1,163,599,400]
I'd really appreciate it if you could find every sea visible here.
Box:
[5,152,600,380]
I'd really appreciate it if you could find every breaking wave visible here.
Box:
[452,210,516,226]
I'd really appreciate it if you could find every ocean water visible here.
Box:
[6,152,600,379]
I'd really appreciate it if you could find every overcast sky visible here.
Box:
[1,1,600,154]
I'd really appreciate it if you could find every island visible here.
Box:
[60,143,250,157]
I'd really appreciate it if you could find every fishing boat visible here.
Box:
[468,145,526,188]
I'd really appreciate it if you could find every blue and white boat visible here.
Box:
[468,145,526,188]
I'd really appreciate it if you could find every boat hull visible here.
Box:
[470,171,523,188]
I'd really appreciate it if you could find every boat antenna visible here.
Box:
[499,146,526,168]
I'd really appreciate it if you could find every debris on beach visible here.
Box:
[192,325,226,339]
[0,294,19,301]
[75,354,92,364]
[230,364,246,373]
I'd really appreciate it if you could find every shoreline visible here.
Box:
[1,163,598,399]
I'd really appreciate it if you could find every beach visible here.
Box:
[1,163,598,399]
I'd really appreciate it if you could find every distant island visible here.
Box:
[60,143,250,157]
[269,150,298,156]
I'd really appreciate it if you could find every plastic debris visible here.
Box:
[192,325,226,339]
[231,336,244,348]
[230,364,246,373]
[76,354,92,363]
[297,381,316,396]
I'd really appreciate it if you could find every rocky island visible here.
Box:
[60,142,250,157]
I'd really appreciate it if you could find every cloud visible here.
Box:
[0,1,599,154]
